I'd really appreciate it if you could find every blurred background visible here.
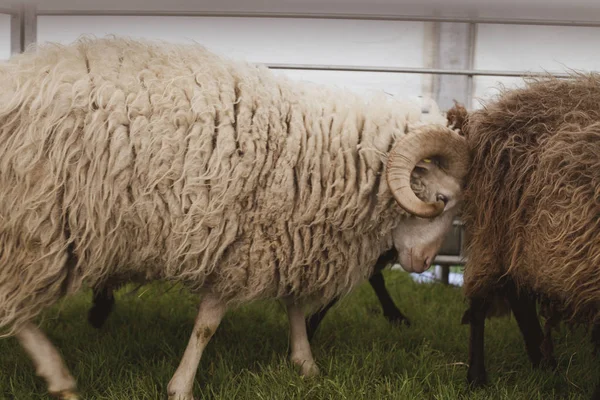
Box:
[1,0,599,284]
[2,0,600,111]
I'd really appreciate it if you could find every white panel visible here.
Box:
[275,69,424,101]
[37,16,425,68]
[475,24,600,73]
[471,76,526,109]
[0,13,10,60]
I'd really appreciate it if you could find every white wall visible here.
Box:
[1,14,600,108]
[472,23,600,108]
[0,13,10,59]
[37,15,430,101]
[37,16,426,67]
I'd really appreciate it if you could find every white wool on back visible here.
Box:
[0,37,447,335]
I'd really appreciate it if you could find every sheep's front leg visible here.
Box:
[286,301,319,377]
[167,293,227,400]
[16,322,79,399]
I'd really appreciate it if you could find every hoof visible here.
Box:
[52,389,80,400]
[292,359,319,378]
[167,393,195,400]
[542,356,558,371]
[386,313,411,327]
[467,368,487,388]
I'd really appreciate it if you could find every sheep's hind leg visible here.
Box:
[88,284,115,329]
[505,281,556,369]
[592,381,600,400]
[15,322,79,399]
[167,292,227,400]
[464,296,490,387]
[305,298,338,342]
[369,271,410,326]
[287,301,319,377]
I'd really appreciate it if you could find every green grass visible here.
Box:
[449,266,464,274]
[0,270,596,399]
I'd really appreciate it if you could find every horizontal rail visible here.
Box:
[0,7,18,15]
[433,255,466,265]
[267,63,576,78]
[34,10,600,28]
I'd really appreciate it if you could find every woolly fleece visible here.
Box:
[0,37,449,336]
[462,73,600,324]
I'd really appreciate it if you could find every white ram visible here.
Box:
[0,37,469,399]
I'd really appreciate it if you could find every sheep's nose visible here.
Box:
[423,257,432,271]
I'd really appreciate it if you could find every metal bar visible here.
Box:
[266,63,576,78]
[10,4,22,55]
[433,255,466,265]
[21,3,36,51]
[34,10,600,28]
[431,21,471,283]
[439,265,451,284]
[0,7,19,14]
[10,3,36,54]
[466,22,477,109]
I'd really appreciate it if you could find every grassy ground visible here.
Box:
[0,270,596,399]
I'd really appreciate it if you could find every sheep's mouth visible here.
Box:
[398,251,432,274]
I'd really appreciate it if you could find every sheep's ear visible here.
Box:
[446,101,468,134]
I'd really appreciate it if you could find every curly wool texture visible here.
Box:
[0,37,449,335]
[462,73,600,324]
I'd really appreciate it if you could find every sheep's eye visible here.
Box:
[414,165,428,175]
[436,194,449,205]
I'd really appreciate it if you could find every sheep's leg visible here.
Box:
[167,293,226,400]
[305,298,338,342]
[505,281,555,369]
[465,296,489,387]
[592,381,600,400]
[591,322,600,355]
[88,284,115,329]
[369,272,410,326]
[287,302,319,377]
[540,313,559,370]
[15,322,79,400]
[305,248,401,340]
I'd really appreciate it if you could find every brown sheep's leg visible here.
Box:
[305,298,339,342]
[591,322,600,400]
[369,272,410,326]
[16,322,79,399]
[591,322,600,355]
[287,301,319,377]
[592,382,600,400]
[465,296,490,387]
[505,282,556,369]
[88,284,115,329]
[167,293,227,400]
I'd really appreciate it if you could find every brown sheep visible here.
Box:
[457,73,600,398]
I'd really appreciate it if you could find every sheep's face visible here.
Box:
[391,159,463,274]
